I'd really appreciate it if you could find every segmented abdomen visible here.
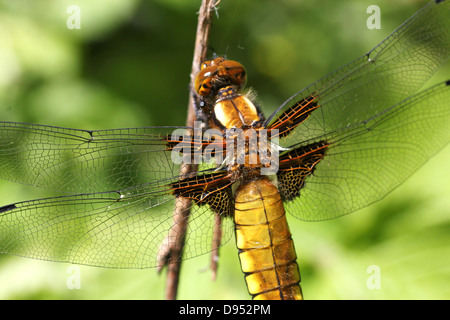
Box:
[234,177,302,300]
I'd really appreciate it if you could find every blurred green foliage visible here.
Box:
[0,0,449,300]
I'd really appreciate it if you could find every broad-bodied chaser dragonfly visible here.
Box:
[0,0,449,299]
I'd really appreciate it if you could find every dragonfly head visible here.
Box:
[195,57,247,97]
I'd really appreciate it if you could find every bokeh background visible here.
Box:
[0,0,449,300]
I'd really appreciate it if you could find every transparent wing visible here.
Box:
[0,123,232,268]
[284,81,450,221]
[0,181,234,268]
[0,123,216,194]
[268,0,450,149]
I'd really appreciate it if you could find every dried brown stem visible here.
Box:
[210,213,222,281]
[156,0,219,300]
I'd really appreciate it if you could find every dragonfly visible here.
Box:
[0,0,449,299]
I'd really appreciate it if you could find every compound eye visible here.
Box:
[194,57,246,96]
[211,57,225,65]
[195,65,217,96]
[198,78,212,96]
[201,60,213,70]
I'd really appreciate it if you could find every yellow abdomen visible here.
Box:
[234,177,302,300]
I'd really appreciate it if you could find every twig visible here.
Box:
[156,0,218,300]
[210,213,222,281]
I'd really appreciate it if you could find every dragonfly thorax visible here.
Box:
[214,86,261,129]
[194,57,272,174]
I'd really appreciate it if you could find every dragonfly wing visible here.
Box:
[0,123,218,194]
[268,0,450,148]
[0,180,235,268]
[280,80,450,221]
